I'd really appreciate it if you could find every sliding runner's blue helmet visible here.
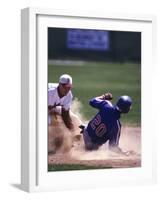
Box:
[116,96,132,113]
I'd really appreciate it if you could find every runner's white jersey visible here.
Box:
[48,83,73,111]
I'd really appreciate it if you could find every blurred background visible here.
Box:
[48,28,141,126]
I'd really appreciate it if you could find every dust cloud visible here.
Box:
[48,98,141,162]
[48,98,84,154]
[70,126,141,161]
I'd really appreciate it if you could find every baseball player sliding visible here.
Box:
[48,74,74,130]
[79,93,133,156]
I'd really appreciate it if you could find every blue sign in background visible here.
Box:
[48,28,141,62]
[67,29,110,51]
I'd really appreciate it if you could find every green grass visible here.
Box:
[48,61,141,126]
[48,164,112,171]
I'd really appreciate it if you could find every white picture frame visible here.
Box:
[21,7,157,192]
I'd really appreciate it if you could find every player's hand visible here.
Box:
[103,92,113,100]
[109,146,135,156]
[123,150,136,156]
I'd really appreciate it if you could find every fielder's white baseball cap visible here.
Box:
[59,74,72,87]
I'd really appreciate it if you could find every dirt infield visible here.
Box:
[48,110,141,169]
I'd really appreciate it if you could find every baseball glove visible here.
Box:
[102,92,113,100]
